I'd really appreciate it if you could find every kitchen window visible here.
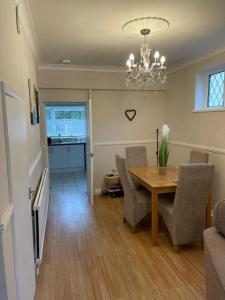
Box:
[45,104,86,137]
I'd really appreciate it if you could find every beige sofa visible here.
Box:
[204,200,225,300]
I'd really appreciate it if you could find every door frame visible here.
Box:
[40,100,94,203]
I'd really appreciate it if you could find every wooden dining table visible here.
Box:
[128,165,212,245]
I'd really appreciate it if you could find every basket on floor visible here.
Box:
[105,174,120,186]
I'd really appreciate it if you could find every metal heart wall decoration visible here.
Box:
[125,109,136,121]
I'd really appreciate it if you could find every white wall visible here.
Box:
[38,69,165,191]
[0,0,43,299]
[165,50,225,205]
[92,89,164,189]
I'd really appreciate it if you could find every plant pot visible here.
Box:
[159,166,168,175]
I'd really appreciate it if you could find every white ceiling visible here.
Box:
[28,0,225,67]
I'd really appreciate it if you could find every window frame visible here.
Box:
[207,70,225,109]
[194,65,225,112]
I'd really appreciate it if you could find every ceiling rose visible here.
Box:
[122,16,170,37]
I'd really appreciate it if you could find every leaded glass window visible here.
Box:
[208,71,224,107]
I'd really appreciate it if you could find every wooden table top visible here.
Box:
[128,165,178,190]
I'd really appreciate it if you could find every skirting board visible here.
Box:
[94,188,102,195]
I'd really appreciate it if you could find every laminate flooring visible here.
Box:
[35,192,205,300]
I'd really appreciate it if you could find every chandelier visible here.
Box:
[122,17,170,91]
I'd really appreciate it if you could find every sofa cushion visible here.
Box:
[214,200,225,237]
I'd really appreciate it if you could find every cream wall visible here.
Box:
[165,50,225,205]
[0,0,43,192]
[92,90,164,189]
[38,69,165,191]
[38,68,127,90]
[0,0,43,298]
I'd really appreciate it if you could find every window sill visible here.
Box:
[192,108,225,113]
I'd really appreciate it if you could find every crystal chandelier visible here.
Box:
[122,17,169,90]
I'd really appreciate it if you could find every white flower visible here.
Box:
[162,124,170,138]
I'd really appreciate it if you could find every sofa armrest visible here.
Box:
[214,200,225,237]
[204,227,225,300]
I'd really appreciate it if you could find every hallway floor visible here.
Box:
[50,171,87,194]
[35,192,205,300]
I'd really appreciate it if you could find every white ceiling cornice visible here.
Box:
[38,64,127,73]
[167,43,225,74]
[39,43,225,74]
[18,0,41,64]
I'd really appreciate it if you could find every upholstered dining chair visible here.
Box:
[126,146,147,189]
[115,155,151,232]
[158,163,214,250]
[126,146,147,167]
[189,149,209,163]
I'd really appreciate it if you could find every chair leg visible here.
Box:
[173,244,180,253]
[131,226,136,233]
[123,217,126,223]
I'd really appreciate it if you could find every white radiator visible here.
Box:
[33,168,50,266]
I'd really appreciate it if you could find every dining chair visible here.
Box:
[126,146,147,189]
[189,149,209,163]
[126,146,147,167]
[115,155,151,232]
[158,163,215,250]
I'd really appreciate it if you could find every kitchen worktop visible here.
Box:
[48,142,86,146]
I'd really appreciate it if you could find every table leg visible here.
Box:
[206,193,212,228]
[151,189,158,245]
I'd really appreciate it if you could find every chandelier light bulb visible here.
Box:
[129,53,135,61]
[160,56,166,64]
[126,59,131,68]
[154,51,160,60]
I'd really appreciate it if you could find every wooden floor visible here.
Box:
[35,192,206,300]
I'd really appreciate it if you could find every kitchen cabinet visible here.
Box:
[68,145,84,168]
[53,145,68,169]
[48,144,86,171]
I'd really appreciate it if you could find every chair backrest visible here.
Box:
[126,146,147,168]
[115,155,136,206]
[189,150,209,163]
[115,155,134,192]
[174,163,214,239]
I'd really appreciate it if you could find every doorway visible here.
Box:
[45,103,87,195]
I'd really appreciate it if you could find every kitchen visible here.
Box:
[46,104,87,194]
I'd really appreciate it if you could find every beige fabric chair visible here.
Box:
[204,200,225,300]
[189,149,209,163]
[126,146,147,167]
[158,163,214,248]
[115,155,151,232]
[126,146,147,189]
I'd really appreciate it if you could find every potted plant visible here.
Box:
[159,124,170,175]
